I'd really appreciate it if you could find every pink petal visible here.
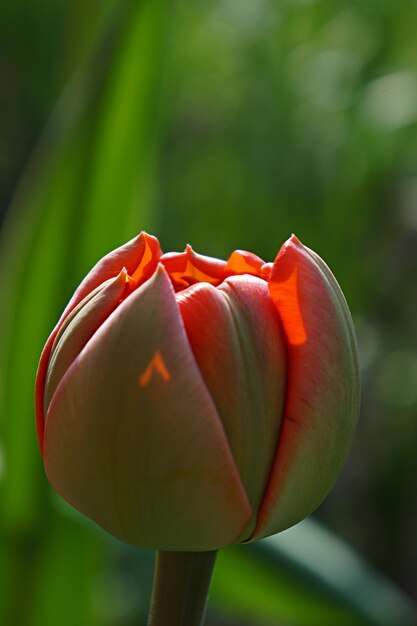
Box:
[65,231,161,314]
[44,266,252,551]
[178,275,287,539]
[35,232,161,453]
[44,271,130,418]
[250,235,360,541]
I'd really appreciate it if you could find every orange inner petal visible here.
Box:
[130,233,162,286]
[160,248,226,291]
[225,250,265,276]
[269,264,307,346]
[160,246,268,292]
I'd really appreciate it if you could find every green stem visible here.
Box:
[147,551,217,626]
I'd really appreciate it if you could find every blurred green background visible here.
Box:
[1,1,417,625]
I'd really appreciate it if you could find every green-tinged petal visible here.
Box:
[43,266,252,551]
[44,271,130,414]
[64,230,161,314]
[177,275,286,538]
[35,231,161,451]
[250,236,360,541]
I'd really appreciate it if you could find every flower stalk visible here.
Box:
[147,551,217,626]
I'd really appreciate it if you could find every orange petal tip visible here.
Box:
[289,233,302,245]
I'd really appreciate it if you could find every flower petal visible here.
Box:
[177,275,287,539]
[35,232,161,452]
[250,235,360,541]
[43,266,252,551]
[66,231,161,313]
[44,271,130,416]
[160,245,226,291]
[224,250,265,277]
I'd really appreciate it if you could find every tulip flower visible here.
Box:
[36,232,359,554]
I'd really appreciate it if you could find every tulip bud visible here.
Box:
[35,232,359,551]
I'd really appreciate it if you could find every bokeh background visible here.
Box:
[1,1,417,625]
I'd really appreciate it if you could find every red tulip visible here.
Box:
[35,232,359,551]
